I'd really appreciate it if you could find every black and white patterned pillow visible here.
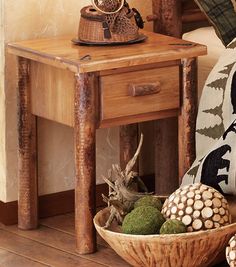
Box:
[181,37,236,194]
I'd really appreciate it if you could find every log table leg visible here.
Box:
[178,58,198,183]
[152,0,182,195]
[152,0,182,38]
[18,57,38,230]
[74,72,97,254]
[155,118,179,195]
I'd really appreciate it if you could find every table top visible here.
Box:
[8,30,207,73]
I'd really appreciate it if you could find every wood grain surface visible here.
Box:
[151,0,205,196]
[100,66,179,121]
[152,0,182,37]
[0,248,48,267]
[150,0,207,26]
[8,31,206,73]
[10,26,207,259]
[95,208,233,267]
[30,62,74,126]
[0,212,229,267]
[29,61,181,128]
[155,117,179,195]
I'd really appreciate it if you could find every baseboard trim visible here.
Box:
[0,174,154,225]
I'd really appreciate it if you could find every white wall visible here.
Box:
[1,0,153,202]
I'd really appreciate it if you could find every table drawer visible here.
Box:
[100,66,180,121]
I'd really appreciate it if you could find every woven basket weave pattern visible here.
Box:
[78,5,139,44]
[108,9,138,35]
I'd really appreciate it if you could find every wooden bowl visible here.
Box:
[94,207,236,267]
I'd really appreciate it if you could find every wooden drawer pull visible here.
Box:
[129,82,161,97]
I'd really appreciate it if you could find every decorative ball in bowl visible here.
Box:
[95,134,236,266]
[94,206,236,267]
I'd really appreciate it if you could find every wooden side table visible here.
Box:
[8,31,206,254]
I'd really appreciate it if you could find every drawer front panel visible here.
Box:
[100,66,180,121]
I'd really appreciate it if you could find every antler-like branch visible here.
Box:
[124,133,143,178]
[101,133,150,228]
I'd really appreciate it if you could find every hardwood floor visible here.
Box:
[0,213,228,267]
[0,213,130,267]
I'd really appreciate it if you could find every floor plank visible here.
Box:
[0,229,105,267]
[0,213,229,267]
[40,214,74,235]
[0,248,48,267]
[1,224,130,267]
[38,214,229,267]
[40,213,108,247]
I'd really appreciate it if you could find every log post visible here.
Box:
[74,72,97,254]
[18,57,38,230]
[155,118,179,195]
[152,0,182,37]
[152,0,182,194]
[178,58,198,182]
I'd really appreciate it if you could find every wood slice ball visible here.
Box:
[161,183,231,232]
[226,235,236,267]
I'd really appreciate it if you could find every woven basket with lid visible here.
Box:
[78,0,142,44]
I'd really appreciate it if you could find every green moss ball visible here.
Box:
[122,206,165,235]
[160,219,187,235]
[134,196,162,211]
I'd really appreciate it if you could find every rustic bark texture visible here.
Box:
[152,0,182,37]
[148,1,207,25]
[181,1,207,23]
[18,57,38,230]
[74,72,97,254]
[120,124,138,171]
[128,82,161,97]
[155,117,179,195]
[152,0,182,195]
[178,58,198,181]
[9,30,206,257]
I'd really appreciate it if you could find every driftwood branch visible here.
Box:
[101,133,150,228]
[124,133,143,177]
